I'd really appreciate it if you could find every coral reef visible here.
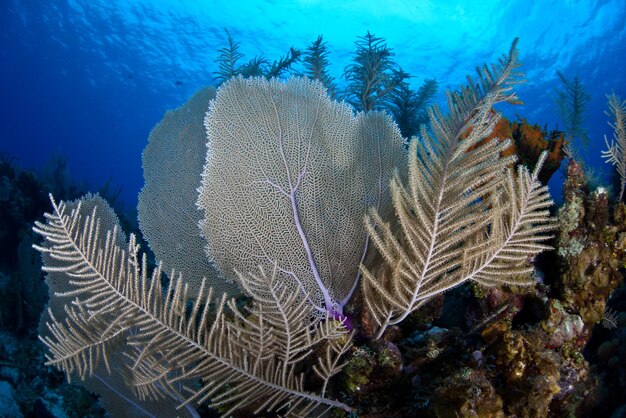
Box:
[557,161,626,325]
[1,31,624,418]
[331,157,625,418]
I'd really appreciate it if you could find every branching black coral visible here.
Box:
[342,31,404,111]
[238,55,268,78]
[556,70,591,158]
[360,39,557,340]
[266,47,302,79]
[213,29,301,84]
[303,35,336,97]
[213,29,245,84]
[34,195,352,417]
[388,74,438,139]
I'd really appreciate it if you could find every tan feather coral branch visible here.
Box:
[33,195,352,417]
[602,92,626,200]
[360,39,557,340]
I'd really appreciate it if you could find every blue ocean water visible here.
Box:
[2,2,626,417]
[1,0,625,206]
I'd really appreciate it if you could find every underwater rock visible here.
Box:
[596,339,619,363]
[432,368,505,418]
[470,350,485,369]
[343,348,376,395]
[541,299,585,349]
[0,366,20,385]
[611,405,626,418]
[0,175,11,201]
[376,341,402,375]
[478,315,596,418]
[0,380,23,418]
[343,341,405,399]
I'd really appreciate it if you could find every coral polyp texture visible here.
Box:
[197,76,405,316]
